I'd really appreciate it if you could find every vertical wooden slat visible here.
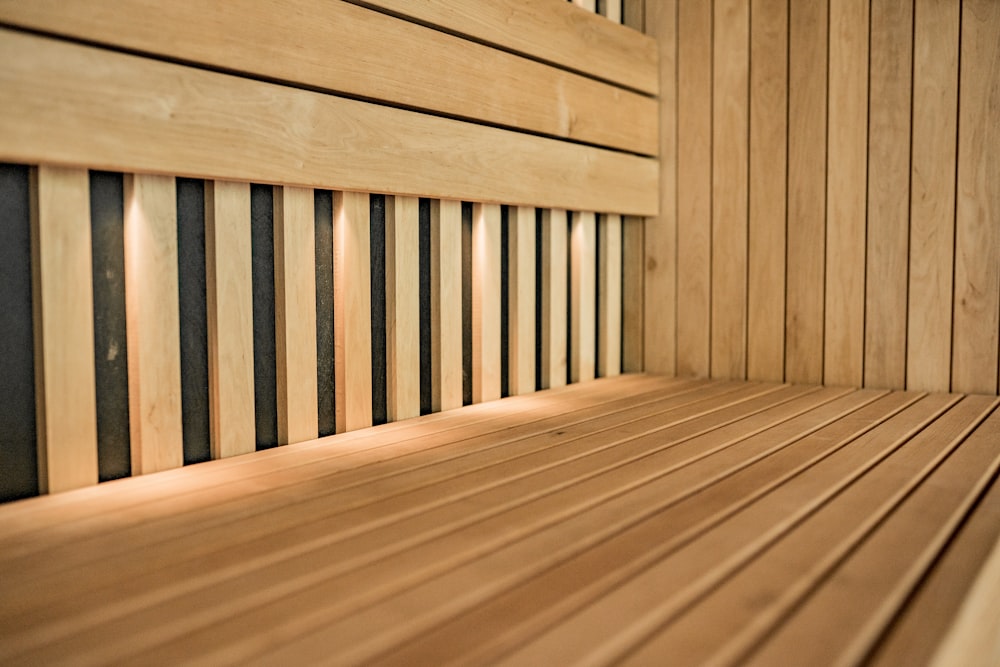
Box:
[623,0,645,31]
[334,190,373,431]
[385,195,420,421]
[204,180,255,459]
[865,0,913,390]
[907,0,959,393]
[711,0,749,380]
[123,173,183,474]
[598,214,623,377]
[824,0,869,387]
[785,0,828,385]
[747,0,787,383]
[621,215,644,373]
[430,199,463,411]
[471,203,502,403]
[603,0,623,23]
[508,205,536,395]
[573,0,597,11]
[31,165,98,492]
[675,0,710,377]
[570,211,597,383]
[540,208,568,389]
[953,0,1000,395]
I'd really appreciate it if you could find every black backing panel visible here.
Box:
[534,210,544,392]
[500,206,510,398]
[419,199,432,416]
[314,190,336,437]
[566,213,574,386]
[251,184,278,449]
[370,195,387,426]
[462,202,473,406]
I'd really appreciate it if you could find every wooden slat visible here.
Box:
[864,0,913,390]
[952,0,1000,395]
[333,191,372,432]
[273,186,318,445]
[932,535,1000,667]
[598,214,622,377]
[602,0,623,23]
[123,173,183,475]
[0,29,657,217]
[430,200,463,412]
[906,0,959,393]
[204,180,255,459]
[784,0,828,385]
[621,216,644,373]
[570,211,597,383]
[352,0,658,95]
[507,206,536,396]
[711,0,749,380]
[471,203,502,403]
[675,0,711,377]
[0,0,656,156]
[385,196,420,421]
[30,165,98,493]
[572,0,597,13]
[539,209,568,390]
[824,0,869,387]
[747,0,787,383]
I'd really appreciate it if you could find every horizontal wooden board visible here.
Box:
[0,0,657,156]
[0,29,658,216]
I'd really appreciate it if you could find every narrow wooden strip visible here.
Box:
[471,203,502,403]
[747,0,787,383]
[598,214,622,377]
[540,209,568,389]
[508,206,536,396]
[430,200,463,412]
[623,0,645,31]
[570,211,597,383]
[385,196,420,421]
[124,173,183,475]
[30,165,98,492]
[572,0,597,13]
[204,181,255,459]
[621,216,644,372]
[334,191,373,432]
[906,0,959,392]
[0,29,657,217]
[952,0,1000,395]
[603,0,623,23]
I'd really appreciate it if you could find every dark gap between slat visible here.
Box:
[251,184,278,450]
[419,198,433,415]
[595,214,604,378]
[314,189,336,437]
[462,202,473,406]
[535,208,544,392]
[566,212,574,386]
[500,205,510,398]
[370,194,388,426]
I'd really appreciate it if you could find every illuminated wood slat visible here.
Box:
[508,206,536,396]
[385,196,420,421]
[273,186,318,445]
[572,0,597,11]
[603,0,623,23]
[598,214,622,378]
[334,191,373,432]
[472,203,502,404]
[430,200,463,412]
[540,209,568,390]
[205,180,256,458]
[571,211,597,383]
[30,166,99,493]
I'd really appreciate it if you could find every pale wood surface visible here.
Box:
[0,0,654,156]
[29,165,99,493]
[430,200,463,411]
[598,214,622,378]
[385,196,420,421]
[507,206,536,396]
[0,29,657,217]
[602,0,623,23]
[124,173,184,475]
[471,203,501,403]
[204,180,256,459]
[621,216,644,373]
[570,211,597,383]
[539,209,568,390]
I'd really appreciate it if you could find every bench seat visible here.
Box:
[1,374,998,665]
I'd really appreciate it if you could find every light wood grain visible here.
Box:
[621,216,644,373]
[430,200,463,412]
[570,211,597,383]
[471,203,502,403]
[572,0,597,13]
[598,214,622,377]
[385,196,420,421]
[124,173,183,475]
[906,0,959,393]
[334,191,372,432]
[540,209,568,390]
[204,180,255,459]
[0,29,657,217]
[29,166,99,493]
[273,186,318,445]
[507,206,536,396]
[602,0,623,23]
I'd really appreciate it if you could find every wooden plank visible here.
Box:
[471,203,502,403]
[906,0,960,393]
[747,0,787,383]
[507,206,536,396]
[123,173,183,475]
[273,186,318,445]
[385,196,420,421]
[30,165,99,493]
[430,200,463,412]
[711,0,750,380]
[572,0,597,12]
[621,216,644,373]
[352,0,658,95]
[864,0,913,390]
[952,0,1000,395]
[333,191,373,432]
[675,0,711,377]
[602,0,623,23]
[0,0,655,156]
[0,29,658,217]
[598,214,622,377]
[540,209,568,390]
[204,180,255,459]
[824,0,869,387]
[570,211,597,383]
[623,0,645,31]
[785,0,828,385]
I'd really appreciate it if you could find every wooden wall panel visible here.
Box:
[430,200,463,412]
[508,206,536,396]
[570,211,597,383]
[540,209,568,390]
[471,203,502,403]
[621,216,644,373]
[385,196,420,420]
[598,214,623,377]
